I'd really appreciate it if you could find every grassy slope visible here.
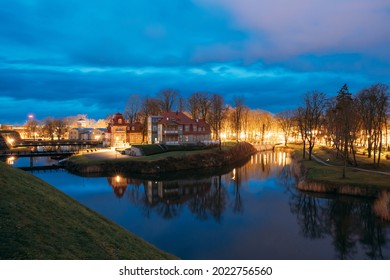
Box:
[288,144,390,189]
[0,162,177,260]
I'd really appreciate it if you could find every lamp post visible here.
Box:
[28,114,35,140]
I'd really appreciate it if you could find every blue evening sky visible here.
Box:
[1,0,389,124]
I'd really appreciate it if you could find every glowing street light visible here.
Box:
[7,138,14,146]
[7,156,15,165]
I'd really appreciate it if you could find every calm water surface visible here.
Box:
[13,152,390,259]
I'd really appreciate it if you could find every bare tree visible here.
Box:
[208,94,227,148]
[296,91,327,160]
[178,95,186,113]
[124,94,141,123]
[241,106,250,141]
[25,119,39,139]
[158,89,179,113]
[53,119,69,140]
[295,107,308,159]
[276,110,295,146]
[188,92,210,120]
[232,96,245,142]
[357,83,389,167]
[43,117,56,140]
[94,118,109,128]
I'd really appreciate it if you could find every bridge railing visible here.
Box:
[0,150,76,157]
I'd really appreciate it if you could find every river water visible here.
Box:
[10,152,390,259]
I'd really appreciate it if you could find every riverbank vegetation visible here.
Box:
[287,143,390,190]
[0,162,177,259]
[290,84,389,175]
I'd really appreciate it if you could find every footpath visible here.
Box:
[308,151,390,176]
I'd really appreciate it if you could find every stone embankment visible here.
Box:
[65,142,258,176]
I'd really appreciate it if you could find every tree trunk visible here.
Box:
[350,140,358,167]
[367,134,372,158]
[342,134,348,179]
[373,133,377,165]
[377,130,383,167]
[308,141,313,160]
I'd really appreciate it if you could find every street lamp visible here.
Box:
[7,138,14,146]
[28,114,34,139]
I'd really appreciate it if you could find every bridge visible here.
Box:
[16,139,101,147]
[0,150,76,158]
[250,143,277,151]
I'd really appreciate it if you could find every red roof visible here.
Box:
[111,112,127,126]
[158,112,197,125]
[158,112,211,134]
[128,121,143,133]
[107,115,143,134]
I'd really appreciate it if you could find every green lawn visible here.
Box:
[0,162,178,260]
[310,145,390,171]
[288,143,390,189]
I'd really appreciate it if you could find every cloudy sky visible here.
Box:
[1,0,389,124]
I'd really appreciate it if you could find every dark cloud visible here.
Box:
[0,0,389,124]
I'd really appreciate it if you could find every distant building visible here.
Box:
[68,128,105,141]
[148,112,211,144]
[105,113,144,147]
[128,121,143,144]
[77,118,87,128]
[147,115,163,144]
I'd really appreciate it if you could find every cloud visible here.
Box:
[0,54,383,124]
[0,0,389,124]
[0,96,107,125]
[196,0,390,62]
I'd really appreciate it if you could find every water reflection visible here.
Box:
[21,151,390,259]
[289,187,390,259]
[374,192,390,221]
[104,153,294,220]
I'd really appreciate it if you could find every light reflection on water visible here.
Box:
[18,152,390,260]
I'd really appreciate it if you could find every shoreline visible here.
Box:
[281,146,390,198]
[64,142,258,176]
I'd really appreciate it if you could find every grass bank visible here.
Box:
[283,144,390,197]
[65,142,257,176]
[0,162,177,259]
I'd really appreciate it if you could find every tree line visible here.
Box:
[24,114,107,140]
[277,83,389,175]
[123,89,275,144]
[23,83,389,170]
